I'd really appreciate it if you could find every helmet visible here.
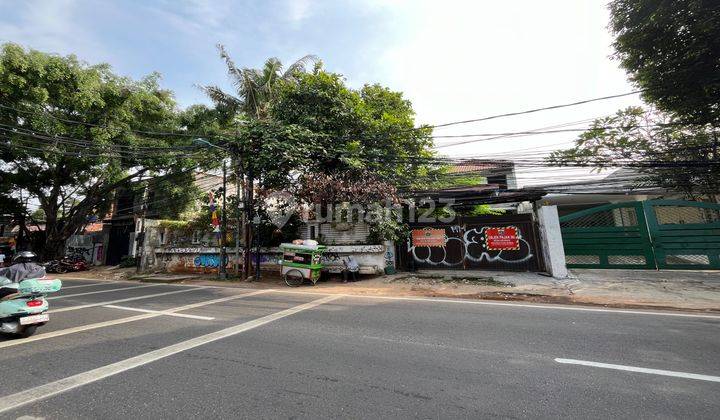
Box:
[13,251,38,263]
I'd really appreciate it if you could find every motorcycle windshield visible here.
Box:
[18,278,62,294]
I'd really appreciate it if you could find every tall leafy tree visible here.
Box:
[547,107,720,202]
[0,43,194,258]
[550,2,720,202]
[270,67,438,188]
[609,0,720,124]
[198,45,319,187]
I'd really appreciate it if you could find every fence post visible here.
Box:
[537,205,568,278]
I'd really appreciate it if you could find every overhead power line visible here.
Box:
[0,103,226,140]
[1,90,643,142]
[428,91,643,130]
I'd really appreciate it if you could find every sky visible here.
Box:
[0,0,645,186]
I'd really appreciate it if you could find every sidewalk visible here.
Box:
[57,267,720,313]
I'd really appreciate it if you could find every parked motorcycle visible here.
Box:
[45,256,88,273]
[0,252,62,338]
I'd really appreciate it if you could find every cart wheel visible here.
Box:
[284,269,305,287]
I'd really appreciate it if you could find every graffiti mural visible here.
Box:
[384,249,395,268]
[409,219,540,271]
[66,245,92,262]
[193,254,226,268]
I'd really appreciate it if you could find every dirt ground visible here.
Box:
[55,266,720,313]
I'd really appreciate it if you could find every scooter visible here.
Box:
[0,277,62,338]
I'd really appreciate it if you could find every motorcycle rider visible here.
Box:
[0,251,46,285]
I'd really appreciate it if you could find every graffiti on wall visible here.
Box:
[66,246,92,262]
[384,249,394,268]
[193,254,225,268]
[410,225,533,266]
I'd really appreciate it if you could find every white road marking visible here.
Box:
[555,358,720,383]
[103,305,215,320]
[0,290,272,349]
[49,287,203,313]
[47,278,720,319]
[57,282,114,290]
[0,313,156,349]
[0,294,343,414]
[281,292,720,320]
[48,284,158,300]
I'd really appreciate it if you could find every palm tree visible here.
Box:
[199,44,317,120]
[198,45,317,280]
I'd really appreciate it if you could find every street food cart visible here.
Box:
[279,243,327,286]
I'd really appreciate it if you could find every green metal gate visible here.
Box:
[559,200,720,270]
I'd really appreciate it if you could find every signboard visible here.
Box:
[411,229,446,247]
[485,227,520,250]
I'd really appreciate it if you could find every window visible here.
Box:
[310,225,316,239]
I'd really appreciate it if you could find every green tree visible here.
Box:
[270,68,438,188]
[547,107,720,202]
[0,43,194,258]
[30,208,46,221]
[198,47,320,190]
[609,0,720,124]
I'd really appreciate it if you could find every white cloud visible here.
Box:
[286,0,313,23]
[360,0,644,185]
[0,0,105,62]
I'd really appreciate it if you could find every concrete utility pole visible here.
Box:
[193,138,233,279]
[243,168,254,281]
[135,176,148,273]
[219,161,228,279]
[255,215,261,281]
[234,154,241,277]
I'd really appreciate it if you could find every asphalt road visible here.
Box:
[1,279,718,419]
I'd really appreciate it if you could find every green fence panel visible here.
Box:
[559,202,655,269]
[559,199,720,270]
[643,200,720,270]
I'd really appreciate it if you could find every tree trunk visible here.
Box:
[42,237,66,261]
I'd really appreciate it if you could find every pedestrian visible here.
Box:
[342,256,359,283]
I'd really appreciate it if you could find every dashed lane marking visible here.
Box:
[103,304,216,320]
[0,294,343,414]
[49,284,158,300]
[0,290,272,349]
[49,287,204,313]
[555,358,720,383]
[56,282,113,290]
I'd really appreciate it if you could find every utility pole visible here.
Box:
[255,216,261,281]
[135,176,148,273]
[219,161,228,279]
[234,153,241,277]
[243,168,254,280]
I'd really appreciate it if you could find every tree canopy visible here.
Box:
[547,107,720,201]
[609,0,720,124]
[271,68,437,188]
[0,43,196,257]
[550,2,720,202]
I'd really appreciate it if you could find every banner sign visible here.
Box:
[485,227,520,250]
[411,229,446,247]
